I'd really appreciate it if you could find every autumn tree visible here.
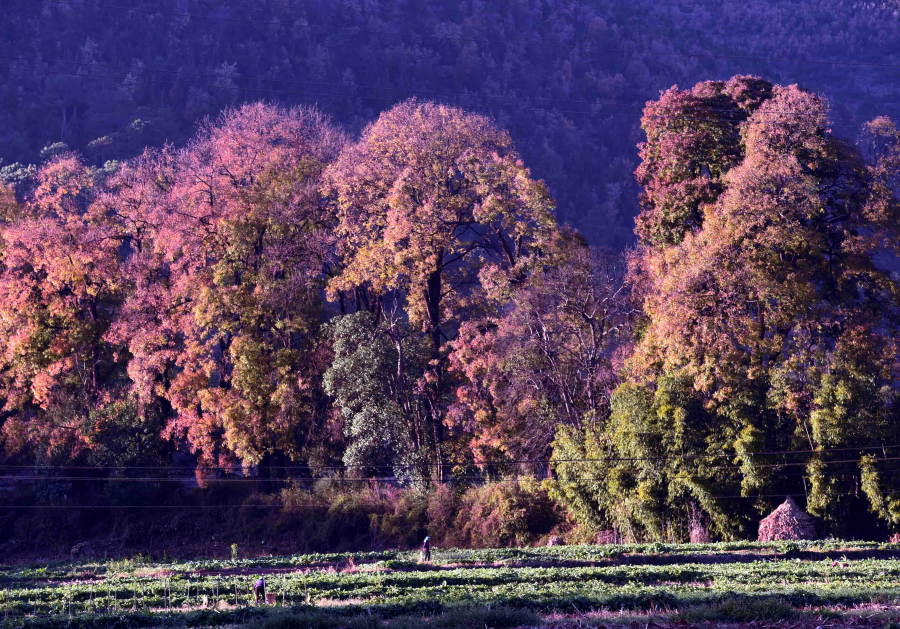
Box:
[326,100,557,476]
[635,75,772,247]
[108,103,346,473]
[553,78,900,540]
[449,230,632,464]
[0,155,129,459]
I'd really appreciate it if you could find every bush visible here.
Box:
[279,479,563,552]
[427,480,561,549]
[425,484,460,545]
[453,483,531,547]
[2,476,566,561]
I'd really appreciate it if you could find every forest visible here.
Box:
[3,0,900,248]
[3,0,900,558]
[3,74,900,554]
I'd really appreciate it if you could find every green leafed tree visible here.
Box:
[324,311,432,483]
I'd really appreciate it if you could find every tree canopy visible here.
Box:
[3,78,900,541]
[551,79,900,540]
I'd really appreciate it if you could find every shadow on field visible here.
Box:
[258,606,540,629]
[7,596,899,629]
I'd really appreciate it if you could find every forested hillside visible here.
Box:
[3,0,900,246]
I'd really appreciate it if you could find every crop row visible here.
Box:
[3,557,900,618]
[3,539,896,583]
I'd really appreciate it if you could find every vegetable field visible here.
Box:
[4,541,900,628]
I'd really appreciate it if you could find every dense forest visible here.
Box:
[2,0,900,247]
[3,1,900,558]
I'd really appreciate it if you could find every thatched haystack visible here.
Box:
[758,496,817,541]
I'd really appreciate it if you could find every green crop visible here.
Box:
[2,541,900,628]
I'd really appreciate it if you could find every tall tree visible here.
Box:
[449,231,631,463]
[635,75,772,247]
[0,155,128,458]
[323,311,431,481]
[325,100,557,477]
[553,79,900,540]
[108,103,346,472]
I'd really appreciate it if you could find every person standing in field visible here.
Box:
[421,536,431,562]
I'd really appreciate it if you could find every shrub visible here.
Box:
[425,484,460,545]
[429,480,561,548]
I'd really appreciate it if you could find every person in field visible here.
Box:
[253,577,266,604]
[421,536,431,562]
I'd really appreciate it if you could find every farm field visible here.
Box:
[4,542,900,628]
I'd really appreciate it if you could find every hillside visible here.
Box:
[3,0,900,246]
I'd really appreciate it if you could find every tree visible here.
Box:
[635,76,772,247]
[323,311,431,482]
[554,79,900,540]
[550,373,742,541]
[0,155,128,459]
[449,230,631,463]
[326,100,557,476]
[108,103,346,472]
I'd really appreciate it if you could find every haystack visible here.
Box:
[757,496,817,541]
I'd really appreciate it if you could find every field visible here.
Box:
[4,541,900,628]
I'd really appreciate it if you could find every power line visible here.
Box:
[5,443,900,471]
[0,460,881,481]
[39,0,900,69]
[0,472,811,483]
[0,503,311,508]
[0,488,881,509]
[0,457,892,486]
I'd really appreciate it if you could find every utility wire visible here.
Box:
[0,489,882,509]
[0,458,886,481]
[0,471,812,483]
[38,0,900,69]
[0,457,893,485]
[5,443,900,471]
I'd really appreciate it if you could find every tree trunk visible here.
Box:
[424,265,445,481]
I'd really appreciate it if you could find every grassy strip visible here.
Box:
[5,558,900,614]
[5,544,900,628]
[4,596,898,629]
[0,606,544,629]
[4,585,900,624]
[5,539,898,582]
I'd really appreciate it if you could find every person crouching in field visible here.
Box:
[253,577,266,604]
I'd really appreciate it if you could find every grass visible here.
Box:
[4,541,900,628]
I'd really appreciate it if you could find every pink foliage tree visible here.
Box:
[0,156,127,457]
[106,103,346,473]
